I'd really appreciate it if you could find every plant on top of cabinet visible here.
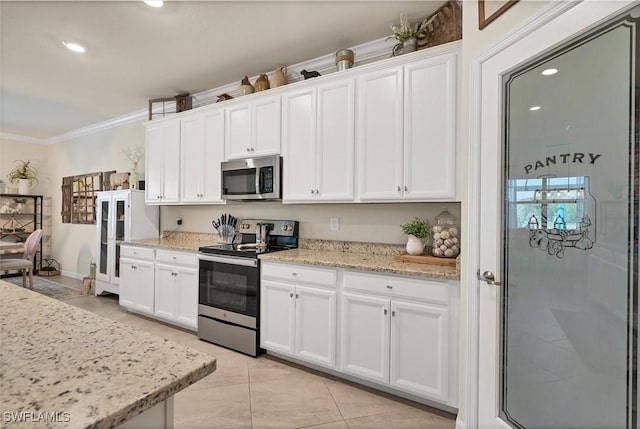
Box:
[389,12,436,56]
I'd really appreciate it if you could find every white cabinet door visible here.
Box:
[357,67,403,201]
[403,54,457,200]
[175,267,198,329]
[295,285,336,367]
[390,300,449,401]
[181,110,225,203]
[225,102,252,159]
[145,120,180,204]
[119,258,136,308]
[316,79,355,201]
[154,264,176,320]
[253,95,281,156]
[340,292,390,384]
[145,124,165,203]
[282,88,316,202]
[136,260,155,315]
[260,280,295,354]
[180,114,204,203]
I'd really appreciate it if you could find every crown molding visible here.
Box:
[0,132,47,145]
[4,35,396,145]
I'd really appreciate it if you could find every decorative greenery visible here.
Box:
[7,160,38,185]
[389,12,437,43]
[401,217,431,239]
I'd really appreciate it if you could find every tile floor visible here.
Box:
[53,276,456,429]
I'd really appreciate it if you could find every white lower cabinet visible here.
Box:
[341,271,451,403]
[261,262,337,368]
[260,261,457,408]
[119,246,198,331]
[119,258,155,316]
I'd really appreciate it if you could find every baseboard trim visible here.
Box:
[60,270,84,281]
[455,416,466,429]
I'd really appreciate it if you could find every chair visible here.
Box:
[0,229,43,289]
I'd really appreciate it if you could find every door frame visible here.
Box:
[464,1,636,428]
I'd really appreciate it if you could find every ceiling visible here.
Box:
[0,1,443,142]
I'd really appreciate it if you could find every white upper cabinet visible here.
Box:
[356,67,404,201]
[145,119,180,204]
[403,53,457,200]
[225,95,281,160]
[357,49,459,202]
[282,87,316,201]
[180,109,225,204]
[283,77,355,203]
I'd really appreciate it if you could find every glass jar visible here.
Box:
[431,207,460,258]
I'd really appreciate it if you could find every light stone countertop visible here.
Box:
[125,231,218,253]
[258,248,460,280]
[0,280,216,429]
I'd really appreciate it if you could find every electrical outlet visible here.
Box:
[176,217,183,226]
[330,217,339,231]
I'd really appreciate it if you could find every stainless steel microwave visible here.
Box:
[221,155,282,201]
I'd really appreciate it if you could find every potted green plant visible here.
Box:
[7,160,38,195]
[389,13,436,56]
[400,217,431,255]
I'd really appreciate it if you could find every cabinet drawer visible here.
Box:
[120,246,155,261]
[155,249,197,267]
[262,262,336,287]
[343,271,448,305]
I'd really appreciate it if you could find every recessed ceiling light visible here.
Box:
[542,68,558,76]
[62,41,86,53]
[529,106,541,111]
[144,1,163,7]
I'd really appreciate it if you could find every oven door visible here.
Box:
[198,254,258,318]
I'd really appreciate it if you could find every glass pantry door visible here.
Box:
[496,7,638,428]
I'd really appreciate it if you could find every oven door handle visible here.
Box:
[198,254,258,267]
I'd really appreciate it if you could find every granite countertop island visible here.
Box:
[0,280,216,429]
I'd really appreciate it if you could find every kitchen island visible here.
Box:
[0,280,216,428]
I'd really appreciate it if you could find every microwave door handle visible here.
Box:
[256,168,262,194]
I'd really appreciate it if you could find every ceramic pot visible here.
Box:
[335,49,355,71]
[254,74,270,92]
[271,66,288,88]
[406,234,425,256]
[239,76,254,95]
[18,179,31,195]
[393,37,418,56]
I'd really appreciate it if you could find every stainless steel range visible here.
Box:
[197,219,298,356]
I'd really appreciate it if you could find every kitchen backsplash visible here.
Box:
[161,202,461,245]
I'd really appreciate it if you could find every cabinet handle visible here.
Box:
[289,292,294,298]
[251,147,255,152]
[396,186,401,192]
[295,293,299,299]
[386,285,393,289]
[291,272,297,276]
[384,308,388,315]
[315,189,319,194]
[311,189,314,194]
[246,148,251,152]
[404,186,408,192]
[172,256,177,260]
[392,310,396,317]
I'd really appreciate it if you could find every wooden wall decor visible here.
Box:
[61,172,106,224]
[478,0,519,30]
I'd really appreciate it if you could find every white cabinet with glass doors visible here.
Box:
[95,190,159,295]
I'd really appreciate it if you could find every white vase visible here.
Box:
[18,179,31,195]
[406,234,425,256]
[129,170,139,190]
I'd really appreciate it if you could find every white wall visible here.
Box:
[46,119,146,277]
